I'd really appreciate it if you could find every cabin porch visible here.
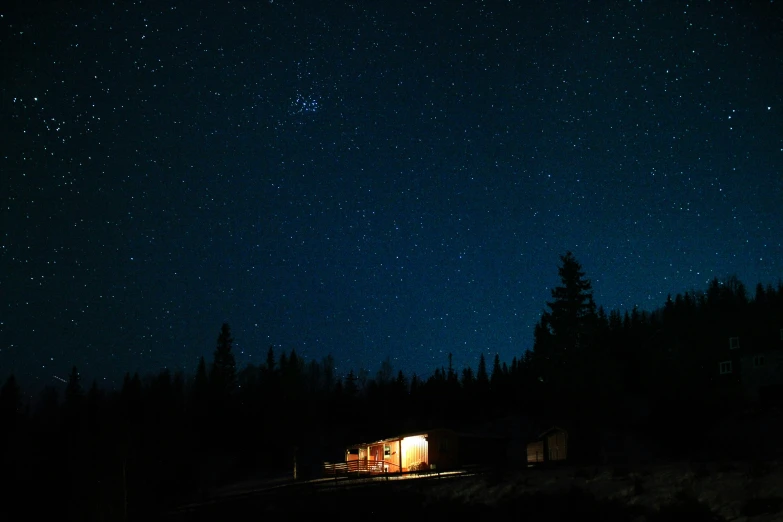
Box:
[323,432,442,476]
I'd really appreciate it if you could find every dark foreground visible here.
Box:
[152,461,783,522]
[156,481,635,522]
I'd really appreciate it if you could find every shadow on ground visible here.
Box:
[156,479,734,522]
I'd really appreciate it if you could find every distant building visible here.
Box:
[716,328,783,401]
[527,426,568,464]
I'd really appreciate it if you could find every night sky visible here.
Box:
[2,0,781,391]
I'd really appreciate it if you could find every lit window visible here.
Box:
[719,361,732,375]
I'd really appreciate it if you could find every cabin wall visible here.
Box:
[341,430,462,473]
[546,431,568,461]
[369,444,384,463]
[401,435,428,471]
[381,440,401,472]
[742,350,783,400]
[346,448,360,462]
[427,430,459,471]
[527,441,545,463]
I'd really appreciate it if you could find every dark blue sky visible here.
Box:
[2,0,781,391]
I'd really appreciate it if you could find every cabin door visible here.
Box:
[371,444,382,467]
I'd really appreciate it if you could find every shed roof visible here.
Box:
[538,426,568,439]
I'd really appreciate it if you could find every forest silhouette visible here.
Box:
[1,252,782,520]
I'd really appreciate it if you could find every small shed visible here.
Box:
[526,426,568,464]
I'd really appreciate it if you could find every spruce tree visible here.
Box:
[321,354,335,393]
[476,353,489,388]
[754,283,766,305]
[534,252,597,380]
[210,323,237,399]
[192,356,208,405]
[0,374,22,427]
[545,252,596,345]
[409,373,420,396]
[265,345,276,374]
[376,356,394,385]
[65,365,83,413]
[395,370,408,394]
[344,369,358,397]
[447,353,456,381]
[490,353,502,390]
[461,367,474,388]
[36,386,60,427]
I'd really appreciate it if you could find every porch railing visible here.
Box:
[322,459,400,476]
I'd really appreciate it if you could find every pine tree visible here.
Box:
[754,283,766,305]
[87,379,101,422]
[532,318,553,383]
[321,354,335,393]
[210,323,237,399]
[534,252,597,381]
[447,353,456,381]
[36,385,60,427]
[288,349,300,376]
[545,251,596,344]
[279,351,289,376]
[409,373,420,396]
[282,349,302,402]
[63,364,85,496]
[120,371,143,427]
[0,374,22,427]
[376,356,394,385]
[395,370,408,394]
[490,353,502,390]
[461,367,474,388]
[265,345,276,374]
[725,274,748,306]
[344,369,358,397]
[65,365,83,409]
[193,356,208,403]
[476,354,489,388]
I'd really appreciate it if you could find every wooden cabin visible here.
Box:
[324,429,459,475]
[526,426,568,464]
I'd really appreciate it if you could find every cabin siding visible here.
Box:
[526,427,568,464]
[527,441,545,463]
[545,429,568,461]
[334,429,463,474]
[428,430,459,470]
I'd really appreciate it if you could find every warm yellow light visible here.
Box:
[401,435,428,471]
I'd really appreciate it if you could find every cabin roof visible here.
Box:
[346,428,454,448]
[455,432,508,440]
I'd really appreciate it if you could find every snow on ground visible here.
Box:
[423,459,783,521]
[169,459,783,521]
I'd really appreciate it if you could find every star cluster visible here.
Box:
[2,0,781,389]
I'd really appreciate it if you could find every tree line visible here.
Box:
[1,252,782,520]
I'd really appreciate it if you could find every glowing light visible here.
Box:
[400,435,428,471]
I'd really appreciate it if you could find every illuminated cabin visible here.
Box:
[328,429,459,475]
